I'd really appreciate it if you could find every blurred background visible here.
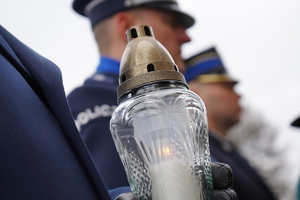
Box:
[2,0,300,199]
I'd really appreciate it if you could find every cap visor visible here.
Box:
[197,74,238,84]
[142,3,195,28]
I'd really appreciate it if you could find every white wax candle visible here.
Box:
[150,161,202,200]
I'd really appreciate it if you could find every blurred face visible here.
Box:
[193,82,242,131]
[132,8,191,72]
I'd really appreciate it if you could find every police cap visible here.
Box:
[73,0,195,28]
[184,47,238,84]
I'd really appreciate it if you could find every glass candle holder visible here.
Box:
[110,25,213,200]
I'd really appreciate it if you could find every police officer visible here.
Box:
[291,117,300,200]
[185,47,278,200]
[68,1,237,199]
[68,0,193,190]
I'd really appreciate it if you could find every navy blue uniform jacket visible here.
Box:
[0,25,111,200]
[209,132,277,200]
[67,68,129,189]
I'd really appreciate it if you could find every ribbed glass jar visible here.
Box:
[110,82,213,200]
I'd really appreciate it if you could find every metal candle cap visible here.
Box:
[117,25,188,99]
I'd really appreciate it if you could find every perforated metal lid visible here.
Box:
[117,25,187,99]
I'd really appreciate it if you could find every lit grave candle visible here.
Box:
[110,25,213,200]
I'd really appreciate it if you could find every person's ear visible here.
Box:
[114,12,137,41]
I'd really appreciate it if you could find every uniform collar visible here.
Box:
[210,129,233,152]
[96,57,120,75]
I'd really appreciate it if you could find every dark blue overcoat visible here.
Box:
[0,25,112,200]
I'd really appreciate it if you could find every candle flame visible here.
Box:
[163,147,171,156]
